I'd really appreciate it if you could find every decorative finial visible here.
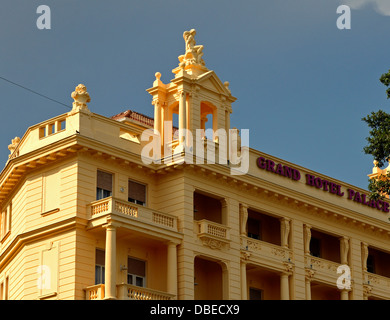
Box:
[8,137,20,159]
[153,72,165,87]
[224,81,231,93]
[374,160,379,167]
[69,84,91,115]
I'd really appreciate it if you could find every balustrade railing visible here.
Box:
[88,197,177,231]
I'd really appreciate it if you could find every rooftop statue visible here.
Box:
[69,84,91,115]
[8,137,20,159]
[178,29,206,68]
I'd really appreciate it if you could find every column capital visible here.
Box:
[240,203,249,210]
[103,220,121,230]
[220,198,229,207]
[177,89,186,96]
[305,268,315,281]
[240,251,251,261]
[152,98,161,106]
[166,240,181,247]
[282,261,294,275]
[363,284,373,298]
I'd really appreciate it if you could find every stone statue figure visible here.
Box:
[179,29,205,67]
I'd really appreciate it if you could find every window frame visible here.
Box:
[127,256,146,288]
[95,249,106,285]
[128,179,147,206]
[96,170,113,201]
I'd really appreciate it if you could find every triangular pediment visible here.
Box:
[196,71,235,99]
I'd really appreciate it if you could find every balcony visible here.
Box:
[305,255,341,286]
[85,284,105,300]
[240,236,293,271]
[364,272,390,299]
[84,284,174,300]
[194,219,230,250]
[87,197,178,234]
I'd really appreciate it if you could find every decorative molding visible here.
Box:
[305,268,315,280]
[363,284,373,297]
[283,261,294,274]
[240,251,251,260]
[200,238,225,250]
[69,84,91,115]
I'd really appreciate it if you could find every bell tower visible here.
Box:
[147,29,237,157]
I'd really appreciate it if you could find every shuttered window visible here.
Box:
[128,180,146,206]
[96,171,112,200]
[127,257,146,287]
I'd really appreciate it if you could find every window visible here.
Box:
[367,254,375,273]
[249,287,263,300]
[128,180,146,206]
[96,170,113,200]
[247,218,261,240]
[95,249,105,285]
[127,257,146,287]
[310,237,321,258]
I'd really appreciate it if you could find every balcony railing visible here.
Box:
[84,284,105,300]
[365,272,390,287]
[304,254,343,285]
[241,236,293,262]
[305,255,340,275]
[117,284,174,300]
[195,219,230,239]
[84,284,174,300]
[194,219,230,250]
[364,271,390,298]
[88,197,177,231]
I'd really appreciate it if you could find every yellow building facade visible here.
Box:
[1,29,390,300]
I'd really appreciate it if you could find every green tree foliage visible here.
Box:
[362,69,390,199]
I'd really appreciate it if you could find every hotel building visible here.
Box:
[1,29,390,300]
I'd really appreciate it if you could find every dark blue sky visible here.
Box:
[1,0,389,190]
